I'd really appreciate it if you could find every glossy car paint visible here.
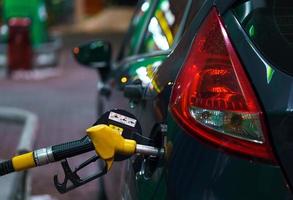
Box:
[118,0,156,58]
[224,11,293,190]
[114,53,167,89]
[117,0,293,199]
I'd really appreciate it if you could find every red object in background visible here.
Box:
[84,0,104,16]
[8,18,32,74]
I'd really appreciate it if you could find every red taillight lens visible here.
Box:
[170,7,275,163]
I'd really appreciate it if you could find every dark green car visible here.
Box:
[122,0,293,199]
[75,0,293,199]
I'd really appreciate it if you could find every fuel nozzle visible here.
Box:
[54,109,165,194]
[86,124,164,171]
[0,109,165,194]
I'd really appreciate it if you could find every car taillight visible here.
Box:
[170,7,276,163]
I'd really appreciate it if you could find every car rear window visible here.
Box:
[233,0,293,75]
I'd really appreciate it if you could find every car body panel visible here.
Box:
[136,167,166,200]
[164,116,289,200]
[101,54,168,200]
[224,11,293,189]
[115,53,167,89]
[119,0,157,58]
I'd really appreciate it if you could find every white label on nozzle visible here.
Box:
[109,112,137,127]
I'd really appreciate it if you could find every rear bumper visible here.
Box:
[165,119,292,200]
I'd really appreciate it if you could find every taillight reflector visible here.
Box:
[170,7,275,163]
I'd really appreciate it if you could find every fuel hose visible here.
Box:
[0,136,94,176]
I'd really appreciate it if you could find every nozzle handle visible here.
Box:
[52,136,94,161]
[0,136,95,176]
[0,160,14,176]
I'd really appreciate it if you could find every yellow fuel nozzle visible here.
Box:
[86,124,136,170]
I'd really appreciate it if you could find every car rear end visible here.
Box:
[143,0,293,199]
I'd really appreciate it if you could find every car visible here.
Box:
[0,0,61,77]
[119,0,293,199]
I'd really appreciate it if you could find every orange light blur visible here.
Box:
[73,47,80,54]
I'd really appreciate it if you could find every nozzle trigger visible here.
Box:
[53,155,107,193]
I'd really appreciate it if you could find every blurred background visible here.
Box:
[0,0,137,200]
